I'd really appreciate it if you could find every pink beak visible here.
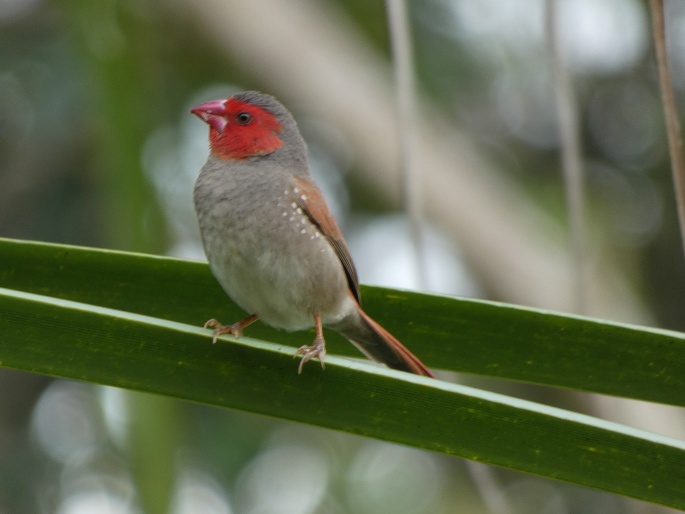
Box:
[191,99,228,133]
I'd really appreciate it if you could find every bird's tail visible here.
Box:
[336,307,435,378]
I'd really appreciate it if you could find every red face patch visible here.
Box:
[193,97,284,160]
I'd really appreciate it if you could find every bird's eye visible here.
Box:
[235,112,253,125]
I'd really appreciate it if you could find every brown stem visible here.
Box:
[650,0,685,262]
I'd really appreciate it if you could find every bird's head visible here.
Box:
[191,92,287,160]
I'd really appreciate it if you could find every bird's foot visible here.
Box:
[294,335,327,374]
[203,314,258,344]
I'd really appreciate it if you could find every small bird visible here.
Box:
[192,91,434,377]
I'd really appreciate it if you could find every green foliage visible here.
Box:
[1,237,684,509]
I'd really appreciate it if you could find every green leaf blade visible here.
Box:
[2,237,685,406]
[1,286,684,509]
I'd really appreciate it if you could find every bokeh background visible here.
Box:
[1,0,685,512]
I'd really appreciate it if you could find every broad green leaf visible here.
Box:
[1,237,684,407]
[0,286,684,509]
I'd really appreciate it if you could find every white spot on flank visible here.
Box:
[300,194,307,201]
[315,232,320,238]
[301,218,306,224]
[290,202,297,209]
[300,228,307,234]
[293,187,299,194]
[282,211,287,216]
[296,208,302,214]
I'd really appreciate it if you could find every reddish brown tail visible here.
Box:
[338,307,435,378]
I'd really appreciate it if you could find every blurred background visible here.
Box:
[1,0,684,512]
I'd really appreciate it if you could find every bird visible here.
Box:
[191,91,434,377]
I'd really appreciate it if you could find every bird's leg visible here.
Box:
[295,313,327,374]
[204,314,259,344]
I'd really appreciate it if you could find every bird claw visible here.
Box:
[203,318,244,344]
[203,314,259,344]
[294,336,327,374]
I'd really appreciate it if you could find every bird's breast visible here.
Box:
[193,158,353,331]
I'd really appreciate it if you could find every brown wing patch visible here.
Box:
[293,176,361,304]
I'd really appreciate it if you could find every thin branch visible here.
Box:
[545,0,590,315]
[385,0,427,289]
[649,0,685,263]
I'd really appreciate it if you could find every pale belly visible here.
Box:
[201,219,355,332]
